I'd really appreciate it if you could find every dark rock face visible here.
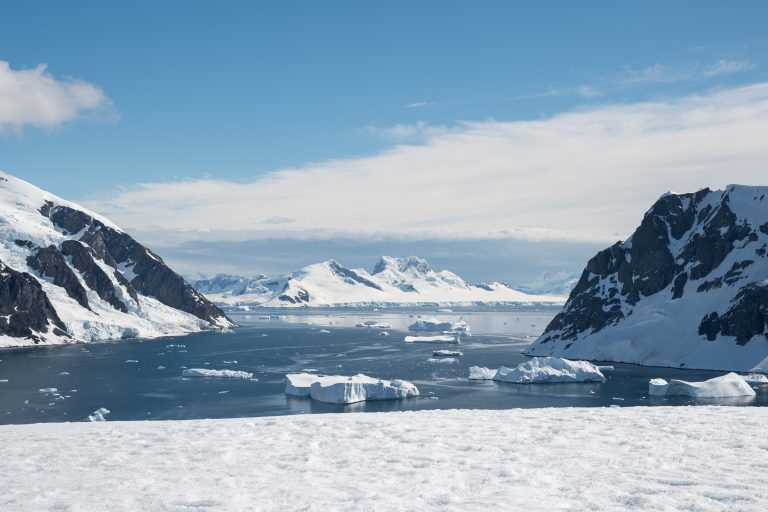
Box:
[38,205,231,326]
[27,245,91,310]
[533,186,768,354]
[278,282,310,304]
[328,261,383,290]
[60,240,130,313]
[0,261,67,342]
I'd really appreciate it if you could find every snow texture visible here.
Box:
[181,368,254,380]
[1,407,767,511]
[284,373,419,404]
[648,372,756,398]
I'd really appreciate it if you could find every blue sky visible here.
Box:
[1,1,768,282]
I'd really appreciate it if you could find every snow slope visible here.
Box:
[194,256,564,309]
[527,185,768,372]
[1,407,766,511]
[0,171,232,347]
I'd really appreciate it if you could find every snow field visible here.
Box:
[1,407,766,511]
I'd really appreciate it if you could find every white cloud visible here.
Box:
[0,60,114,133]
[362,121,454,140]
[618,59,754,85]
[83,82,768,248]
[405,101,432,109]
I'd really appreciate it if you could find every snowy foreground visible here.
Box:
[2,408,767,512]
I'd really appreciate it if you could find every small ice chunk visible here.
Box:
[125,360,139,363]
[404,335,458,344]
[427,357,459,364]
[88,407,110,422]
[648,373,756,398]
[468,366,497,380]
[597,365,614,371]
[355,321,391,329]
[182,369,253,379]
[741,373,768,385]
[318,329,331,334]
[433,350,463,356]
[379,331,390,336]
[39,387,58,394]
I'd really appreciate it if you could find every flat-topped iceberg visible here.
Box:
[408,317,470,334]
[648,373,756,398]
[182,368,254,379]
[285,373,419,404]
[468,357,606,383]
[355,320,391,329]
[404,334,459,344]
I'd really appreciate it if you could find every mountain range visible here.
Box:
[193,256,566,309]
[0,172,232,348]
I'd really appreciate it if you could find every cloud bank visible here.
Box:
[0,60,113,133]
[84,82,768,248]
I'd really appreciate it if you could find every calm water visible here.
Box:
[0,308,765,425]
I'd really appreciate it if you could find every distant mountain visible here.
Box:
[526,185,768,372]
[193,256,565,309]
[0,172,233,348]
[515,271,579,297]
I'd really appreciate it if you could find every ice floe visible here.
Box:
[433,350,463,356]
[355,320,391,329]
[648,372,756,398]
[404,334,459,344]
[427,357,459,364]
[284,373,419,404]
[88,407,110,422]
[182,369,254,379]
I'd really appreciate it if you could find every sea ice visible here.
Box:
[427,357,459,364]
[648,373,756,398]
[468,366,497,380]
[182,369,254,379]
[88,407,110,422]
[469,358,605,383]
[741,373,768,385]
[284,373,419,404]
[408,317,470,334]
[404,335,458,344]
[355,321,391,329]
[39,387,58,394]
[433,350,463,356]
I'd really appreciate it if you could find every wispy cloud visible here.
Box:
[362,121,454,140]
[515,85,604,100]
[83,82,768,248]
[0,60,115,133]
[405,101,432,109]
[617,59,754,85]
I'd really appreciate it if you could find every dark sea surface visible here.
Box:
[0,308,765,425]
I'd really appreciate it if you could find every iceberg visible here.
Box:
[284,373,419,404]
[469,358,605,383]
[408,317,470,334]
[404,335,458,344]
[648,373,756,398]
[182,369,253,379]
[87,407,110,422]
[468,366,497,380]
[741,373,768,385]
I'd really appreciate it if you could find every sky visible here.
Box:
[1,1,768,283]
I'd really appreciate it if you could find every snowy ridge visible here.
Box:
[527,185,768,371]
[0,171,233,347]
[194,256,565,309]
[1,407,767,511]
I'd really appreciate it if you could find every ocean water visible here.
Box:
[0,308,765,425]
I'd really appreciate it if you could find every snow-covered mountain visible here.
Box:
[515,271,580,296]
[526,185,768,372]
[193,255,565,309]
[0,172,233,347]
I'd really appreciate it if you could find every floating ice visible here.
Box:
[427,357,459,364]
[404,335,458,344]
[39,387,58,394]
[408,317,470,334]
[468,366,497,380]
[433,350,462,357]
[318,329,331,334]
[741,373,768,385]
[648,373,756,398]
[182,369,253,379]
[284,373,419,404]
[88,407,110,422]
[469,358,605,384]
[355,320,391,329]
